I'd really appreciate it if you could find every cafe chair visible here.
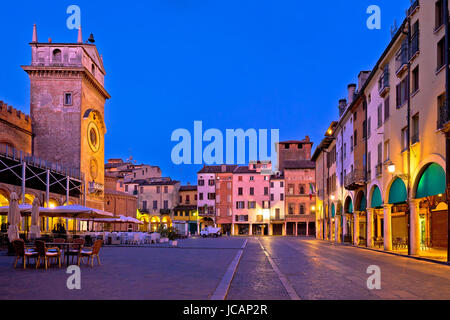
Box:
[66,238,85,265]
[12,239,38,269]
[35,240,61,270]
[79,239,103,268]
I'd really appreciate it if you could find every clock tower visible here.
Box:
[22,25,110,209]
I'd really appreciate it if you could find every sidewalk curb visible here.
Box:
[317,239,450,266]
[210,238,248,300]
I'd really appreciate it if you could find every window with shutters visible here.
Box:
[384,97,390,121]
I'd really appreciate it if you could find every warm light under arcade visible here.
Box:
[388,164,396,174]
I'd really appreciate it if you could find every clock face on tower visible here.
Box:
[87,121,101,153]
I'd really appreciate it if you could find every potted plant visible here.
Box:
[167,227,179,246]
[156,225,169,243]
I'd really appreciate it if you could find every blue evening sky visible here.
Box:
[0,0,411,185]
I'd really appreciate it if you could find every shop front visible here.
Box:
[355,191,367,246]
[252,224,269,236]
[343,196,353,243]
[369,185,384,247]
[414,163,447,250]
[388,178,408,250]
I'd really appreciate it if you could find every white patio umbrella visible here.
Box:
[29,198,41,239]
[123,216,144,225]
[7,192,21,242]
[39,204,115,234]
[81,215,143,232]
[0,204,32,215]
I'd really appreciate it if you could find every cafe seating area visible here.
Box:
[11,237,104,270]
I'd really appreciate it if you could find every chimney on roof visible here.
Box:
[339,99,347,117]
[304,136,310,142]
[32,24,37,43]
[77,26,83,43]
[347,84,356,105]
[358,71,371,91]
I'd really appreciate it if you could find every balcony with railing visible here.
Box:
[437,102,450,131]
[376,163,383,177]
[344,170,365,190]
[410,32,419,60]
[395,40,409,76]
[271,212,285,222]
[407,0,419,17]
[378,67,390,97]
[198,206,215,217]
[160,208,171,215]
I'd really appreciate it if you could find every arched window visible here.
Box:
[53,49,62,62]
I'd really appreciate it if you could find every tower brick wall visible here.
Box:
[22,30,110,210]
[0,101,32,153]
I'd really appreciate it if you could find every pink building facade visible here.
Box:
[232,161,272,236]
[197,168,217,228]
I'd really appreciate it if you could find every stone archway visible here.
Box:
[413,162,447,249]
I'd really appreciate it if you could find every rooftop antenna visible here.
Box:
[391,20,398,38]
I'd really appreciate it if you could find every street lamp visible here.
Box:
[330,195,335,201]
[388,164,396,174]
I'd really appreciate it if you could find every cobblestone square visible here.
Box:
[1,237,449,300]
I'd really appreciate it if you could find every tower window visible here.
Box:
[91,64,95,75]
[64,93,73,106]
[52,49,62,63]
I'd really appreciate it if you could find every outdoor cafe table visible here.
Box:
[45,243,79,265]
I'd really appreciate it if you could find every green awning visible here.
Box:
[345,198,353,214]
[331,203,335,218]
[371,186,383,208]
[389,178,407,204]
[359,195,367,211]
[415,163,446,199]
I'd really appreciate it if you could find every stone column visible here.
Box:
[317,219,322,239]
[294,222,298,236]
[282,222,286,236]
[334,216,340,242]
[383,204,393,251]
[329,218,333,240]
[353,212,360,245]
[249,224,252,236]
[269,223,273,236]
[342,215,347,239]
[367,208,374,247]
[410,199,421,255]
[376,212,382,238]
[306,222,309,237]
